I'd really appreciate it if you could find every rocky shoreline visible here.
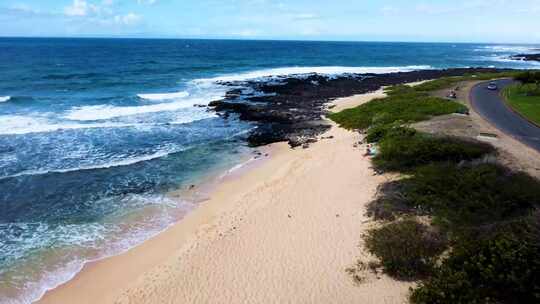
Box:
[510,53,540,62]
[207,68,512,147]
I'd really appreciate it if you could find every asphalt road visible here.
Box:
[470,79,540,152]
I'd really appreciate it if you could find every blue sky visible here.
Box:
[0,0,539,43]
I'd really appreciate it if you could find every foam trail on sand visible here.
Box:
[137,91,190,101]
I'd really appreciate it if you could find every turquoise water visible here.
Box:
[0,38,539,303]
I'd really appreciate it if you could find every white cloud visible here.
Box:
[114,13,142,25]
[62,0,143,27]
[64,0,99,17]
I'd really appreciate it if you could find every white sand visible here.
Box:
[38,92,411,304]
[329,89,386,112]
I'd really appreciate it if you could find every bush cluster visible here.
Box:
[372,129,495,172]
[411,226,540,304]
[364,219,447,280]
[370,164,540,229]
[366,165,540,304]
[515,71,540,85]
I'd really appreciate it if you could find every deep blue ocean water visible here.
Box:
[0,38,539,303]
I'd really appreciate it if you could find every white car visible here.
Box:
[487,82,498,90]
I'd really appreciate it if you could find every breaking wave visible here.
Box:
[196,65,433,83]
[137,91,190,101]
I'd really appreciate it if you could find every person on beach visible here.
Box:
[364,144,372,157]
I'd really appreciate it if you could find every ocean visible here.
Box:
[0,38,539,303]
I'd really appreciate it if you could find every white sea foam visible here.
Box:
[196,65,433,83]
[0,115,138,135]
[0,111,216,135]
[137,91,190,101]
[0,96,11,103]
[476,45,539,54]
[1,150,177,180]
[1,194,195,304]
[479,54,540,67]
[64,95,219,121]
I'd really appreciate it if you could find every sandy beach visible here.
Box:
[37,91,412,304]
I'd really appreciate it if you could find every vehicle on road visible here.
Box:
[487,82,498,90]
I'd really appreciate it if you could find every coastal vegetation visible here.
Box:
[364,218,447,280]
[331,74,540,303]
[329,71,523,132]
[372,127,495,172]
[503,71,540,125]
[329,85,468,130]
[411,71,519,92]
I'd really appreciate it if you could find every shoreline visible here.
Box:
[37,90,412,304]
[21,147,268,304]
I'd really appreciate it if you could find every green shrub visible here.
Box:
[372,132,495,172]
[365,123,415,143]
[409,164,540,229]
[366,180,420,221]
[370,164,540,230]
[329,91,467,131]
[411,227,540,304]
[515,71,540,85]
[364,219,447,280]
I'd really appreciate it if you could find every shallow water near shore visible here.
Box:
[1,38,539,304]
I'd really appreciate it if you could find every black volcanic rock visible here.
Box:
[510,53,540,62]
[210,68,514,147]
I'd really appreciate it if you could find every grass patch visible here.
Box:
[413,71,522,92]
[372,127,495,172]
[364,219,447,280]
[329,72,525,132]
[503,83,540,125]
[329,85,467,131]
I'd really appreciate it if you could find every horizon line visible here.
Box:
[0,35,539,46]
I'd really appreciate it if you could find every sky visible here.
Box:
[0,0,539,43]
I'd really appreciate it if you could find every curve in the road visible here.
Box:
[470,79,540,153]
